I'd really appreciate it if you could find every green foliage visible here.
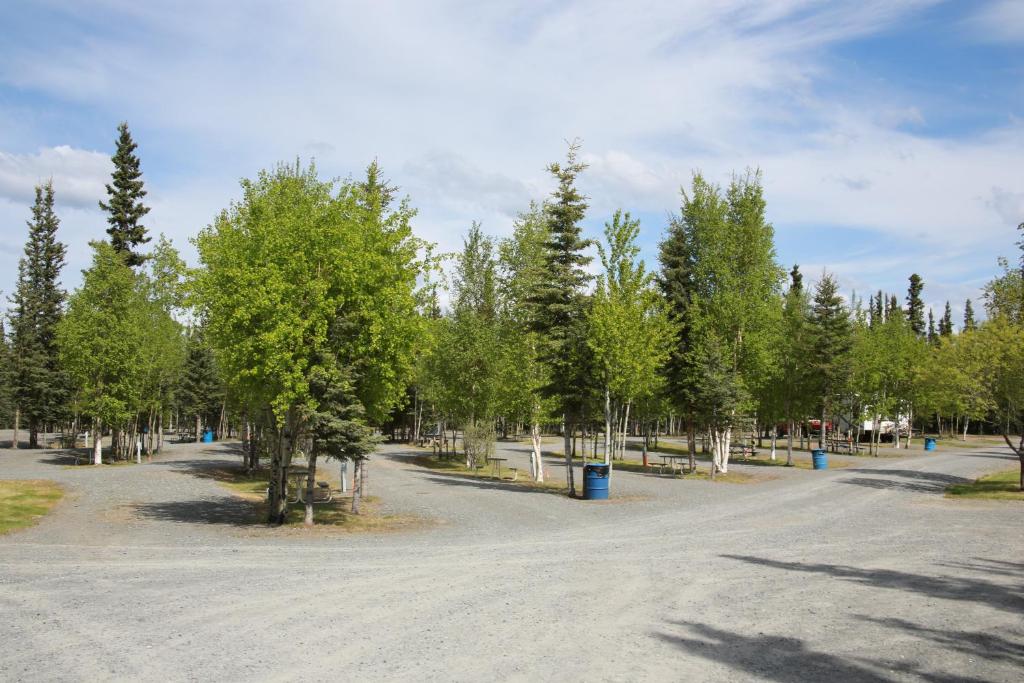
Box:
[178,329,221,430]
[308,352,378,462]
[939,301,953,337]
[589,210,673,407]
[529,142,594,420]
[58,242,147,430]
[905,273,925,336]
[963,299,976,332]
[808,272,853,419]
[99,122,151,267]
[8,182,68,441]
[193,160,421,426]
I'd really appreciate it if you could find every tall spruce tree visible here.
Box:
[906,273,925,337]
[939,301,953,337]
[963,299,977,331]
[99,122,151,266]
[530,141,593,495]
[0,318,12,428]
[8,182,67,447]
[927,308,937,345]
[808,272,853,449]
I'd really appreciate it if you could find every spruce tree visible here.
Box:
[808,272,853,448]
[927,308,937,345]
[0,318,12,428]
[906,274,925,336]
[178,330,222,441]
[99,122,151,266]
[939,301,954,337]
[529,141,593,495]
[8,182,67,447]
[963,299,977,332]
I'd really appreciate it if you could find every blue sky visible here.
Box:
[1,0,1022,324]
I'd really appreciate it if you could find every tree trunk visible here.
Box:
[530,422,544,482]
[770,427,777,461]
[563,418,575,496]
[351,458,362,514]
[620,401,631,462]
[92,418,102,464]
[604,388,612,466]
[962,417,969,441]
[304,450,318,526]
[786,419,793,466]
[687,416,696,473]
[12,406,19,449]
[195,414,201,443]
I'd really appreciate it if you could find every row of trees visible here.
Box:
[4,132,1023,522]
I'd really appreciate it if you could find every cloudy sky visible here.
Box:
[1,0,1022,323]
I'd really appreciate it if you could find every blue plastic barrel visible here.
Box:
[924,437,936,451]
[583,463,610,500]
[202,429,214,443]
[812,448,828,470]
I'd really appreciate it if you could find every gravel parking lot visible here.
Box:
[0,434,1020,682]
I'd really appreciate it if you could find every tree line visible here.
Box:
[3,133,1023,526]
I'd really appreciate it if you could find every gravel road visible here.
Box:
[0,434,1020,682]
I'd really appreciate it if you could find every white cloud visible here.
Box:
[0,146,110,208]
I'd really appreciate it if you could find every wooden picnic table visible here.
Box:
[486,457,508,479]
[660,454,688,476]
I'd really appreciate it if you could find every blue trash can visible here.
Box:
[812,448,828,470]
[583,463,610,500]
[924,437,936,451]
[202,429,214,443]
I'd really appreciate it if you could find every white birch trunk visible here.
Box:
[603,388,611,466]
[92,419,102,465]
[530,422,544,482]
[770,428,777,461]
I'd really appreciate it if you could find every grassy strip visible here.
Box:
[0,480,64,535]
[411,454,568,494]
[547,452,761,482]
[946,469,1024,501]
[212,467,422,530]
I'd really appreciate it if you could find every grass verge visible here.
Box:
[547,452,761,482]
[0,479,64,535]
[211,467,423,531]
[945,469,1024,501]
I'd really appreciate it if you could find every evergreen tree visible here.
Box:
[99,122,151,266]
[927,308,937,345]
[939,301,954,337]
[888,294,899,318]
[0,318,12,427]
[8,182,67,447]
[872,289,884,327]
[963,299,977,332]
[178,330,222,441]
[906,273,925,336]
[808,272,853,448]
[529,141,593,495]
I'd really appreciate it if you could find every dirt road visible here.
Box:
[0,436,1020,681]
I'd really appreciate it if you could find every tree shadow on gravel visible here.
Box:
[418,471,568,497]
[723,555,1024,614]
[133,497,259,526]
[855,615,1024,666]
[653,621,995,683]
[836,469,970,493]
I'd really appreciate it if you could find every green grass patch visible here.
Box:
[0,480,64,535]
[946,469,1024,501]
[548,452,761,483]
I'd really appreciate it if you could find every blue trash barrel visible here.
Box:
[924,437,936,451]
[583,463,610,500]
[812,448,828,470]
[202,429,214,443]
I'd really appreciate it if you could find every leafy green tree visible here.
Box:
[668,171,782,473]
[983,256,1023,323]
[906,274,925,336]
[808,272,852,449]
[975,317,1024,489]
[99,122,151,266]
[498,203,554,481]
[193,161,420,523]
[529,142,593,494]
[588,210,673,470]
[8,182,67,448]
[58,242,146,464]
